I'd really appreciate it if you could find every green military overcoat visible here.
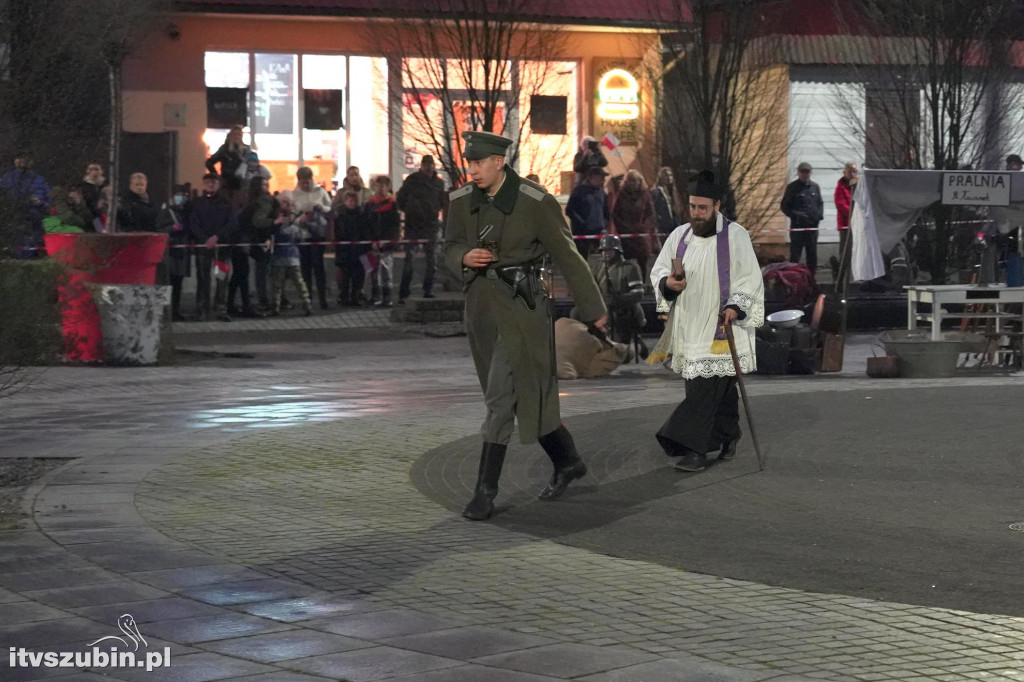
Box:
[444,166,606,443]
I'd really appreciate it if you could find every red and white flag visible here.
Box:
[212,259,230,281]
[601,132,620,150]
[359,251,379,274]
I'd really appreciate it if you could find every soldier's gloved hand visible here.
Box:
[591,315,608,333]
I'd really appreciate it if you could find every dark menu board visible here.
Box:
[254,54,295,134]
[206,87,248,128]
[304,89,344,130]
[530,95,567,135]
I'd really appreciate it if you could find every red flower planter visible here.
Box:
[44,233,169,362]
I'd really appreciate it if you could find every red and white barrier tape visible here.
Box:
[7,218,1002,253]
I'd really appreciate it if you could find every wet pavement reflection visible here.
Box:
[0,341,671,450]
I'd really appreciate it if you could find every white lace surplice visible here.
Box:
[650,214,764,378]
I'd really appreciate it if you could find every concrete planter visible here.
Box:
[90,285,170,366]
[44,232,169,362]
[880,330,961,378]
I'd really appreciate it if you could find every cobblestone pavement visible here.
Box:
[1,330,1023,681]
[170,307,394,334]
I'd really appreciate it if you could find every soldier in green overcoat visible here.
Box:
[445,131,608,521]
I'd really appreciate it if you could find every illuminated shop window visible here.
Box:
[349,57,389,183]
[205,51,249,89]
[203,51,251,156]
[253,53,299,189]
[302,54,347,187]
[399,57,577,192]
[519,60,578,193]
[202,51,392,190]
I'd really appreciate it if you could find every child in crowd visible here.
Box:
[364,175,401,307]
[334,189,370,306]
[269,190,313,316]
[229,151,272,211]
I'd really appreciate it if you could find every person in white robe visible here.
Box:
[649,171,764,472]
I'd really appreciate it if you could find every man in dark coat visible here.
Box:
[780,161,824,274]
[189,173,235,321]
[1,151,50,255]
[444,130,607,521]
[572,136,608,187]
[159,184,193,320]
[0,152,50,210]
[566,166,610,260]
[118,173,159,233]
[396,155,446,301]
[79,162,107,222]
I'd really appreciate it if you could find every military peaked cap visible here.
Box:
[461,131,513,160]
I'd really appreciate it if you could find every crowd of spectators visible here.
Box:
[10,127,1021,326]
[0,125,448,323]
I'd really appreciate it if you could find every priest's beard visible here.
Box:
[691,211,718,237]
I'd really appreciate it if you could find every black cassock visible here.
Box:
[656,376,740,457]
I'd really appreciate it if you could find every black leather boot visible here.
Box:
[462,443,507,521]
[537,424,587,501]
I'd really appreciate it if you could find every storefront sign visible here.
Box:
[592,59,642,147]
[597,68,639,121]
[942,172,1010,206]
[254,54,295,134]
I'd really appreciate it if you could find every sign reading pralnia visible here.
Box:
[942,172,1011,206]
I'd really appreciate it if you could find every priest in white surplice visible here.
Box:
[649,171,764,473]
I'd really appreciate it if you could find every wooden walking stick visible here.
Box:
[724,320,765,471]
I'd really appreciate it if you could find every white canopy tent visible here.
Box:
[850,169,1024,281]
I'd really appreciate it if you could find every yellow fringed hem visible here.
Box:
[647,351,670,366]
[709,339,730,355]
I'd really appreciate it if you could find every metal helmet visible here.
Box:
[598,233,623,254]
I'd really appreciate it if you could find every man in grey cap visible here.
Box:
[445,130,607,521]
[780,161,824,273]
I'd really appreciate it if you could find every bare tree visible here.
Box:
[0,0,165,392]
[86,0,170,233]
[832,0,1024,282]
[644,0,791,239]
[0,0,109,183]
[0,0,166,216]
[368,0,575,189]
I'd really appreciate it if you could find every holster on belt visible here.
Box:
[492,264,542,311]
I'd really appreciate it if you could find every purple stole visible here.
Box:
[675,217,731,309]
[675,218,732,350]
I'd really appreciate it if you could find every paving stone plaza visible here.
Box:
[1,314,1023,681]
